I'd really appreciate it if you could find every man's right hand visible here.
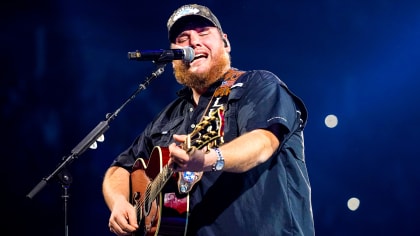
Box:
[108,196,138,235]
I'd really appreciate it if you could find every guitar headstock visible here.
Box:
[184,106,225,153]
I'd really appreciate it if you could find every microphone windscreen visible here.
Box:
[182,47,195,62]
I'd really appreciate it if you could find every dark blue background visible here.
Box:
[2,0,419,235]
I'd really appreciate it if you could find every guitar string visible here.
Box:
[134,164,173,214]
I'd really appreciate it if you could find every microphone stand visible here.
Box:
[26,62,168,236]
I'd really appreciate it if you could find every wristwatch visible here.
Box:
[212,147,225,171]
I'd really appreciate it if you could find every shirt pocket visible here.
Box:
[149,116,185,146]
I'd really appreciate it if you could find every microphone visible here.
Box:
[127,47,195,63]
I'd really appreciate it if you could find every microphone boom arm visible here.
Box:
[26,62,167,199]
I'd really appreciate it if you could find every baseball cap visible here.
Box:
[167,4,223,42]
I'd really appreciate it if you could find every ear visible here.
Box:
[223,39,230,48]
[222,34,230,49]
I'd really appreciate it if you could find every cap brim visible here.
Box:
[169,15,217,42]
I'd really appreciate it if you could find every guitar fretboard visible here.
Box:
[146,165,174,207]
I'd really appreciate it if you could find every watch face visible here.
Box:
[215,160,224,170]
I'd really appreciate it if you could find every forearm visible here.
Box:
[102,166,131,210]
[207,129,280,173]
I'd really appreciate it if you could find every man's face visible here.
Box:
[171,21,231,90]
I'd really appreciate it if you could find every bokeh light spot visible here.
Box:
[347,197,360,211]
[325,114,338,128]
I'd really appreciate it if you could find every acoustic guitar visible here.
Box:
[130,107,225,236]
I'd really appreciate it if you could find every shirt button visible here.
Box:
[190,124,196,129]
[189,107,194,112]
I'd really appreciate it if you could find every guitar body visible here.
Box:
[131,146,189,236]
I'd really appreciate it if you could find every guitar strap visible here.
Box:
[214,68,245,97]
[201,68,245,120]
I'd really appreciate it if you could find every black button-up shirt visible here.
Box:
[111,70,314,236]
